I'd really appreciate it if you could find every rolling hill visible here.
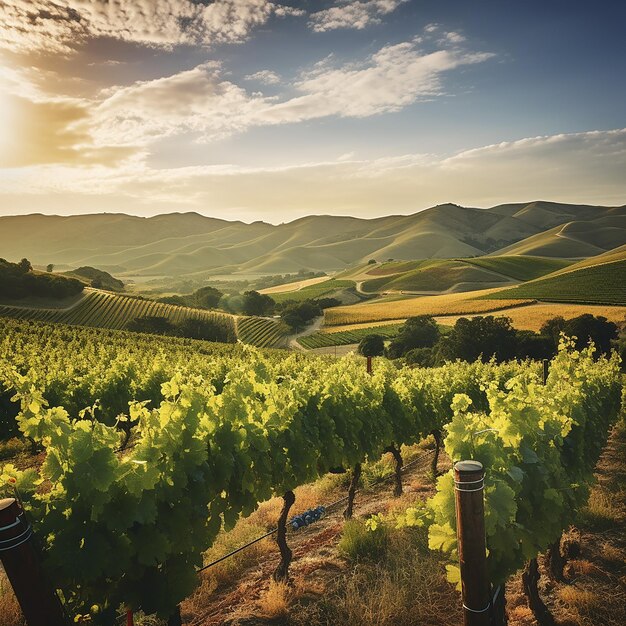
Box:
[0,289,288,348]
[487,258,626,305]
[2,201,624,277]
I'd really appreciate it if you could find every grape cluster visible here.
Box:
[289,506,326,530]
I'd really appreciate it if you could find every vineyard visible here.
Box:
[0,289,236,338]
[298,323,405,349]
[0,317,621,625]
[487,258,626,305]
[236,316,288,348]
[268,279,355,304]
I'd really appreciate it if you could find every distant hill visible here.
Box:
[62,266,125,291]
[1,201,624,276]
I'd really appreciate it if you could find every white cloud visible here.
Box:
[91,36,493,147]
[3,129,625,221]
[309,0,407,32]
[245,69,282,84]
[0,0,303,53]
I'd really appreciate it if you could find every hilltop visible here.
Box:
[1,201,624,277]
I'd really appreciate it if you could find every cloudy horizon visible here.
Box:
[1,0,625,222]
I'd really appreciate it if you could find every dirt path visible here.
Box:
[287,316,324,351]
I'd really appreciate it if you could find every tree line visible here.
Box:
[358,313,623,366]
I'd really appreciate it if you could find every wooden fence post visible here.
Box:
[366,355,372,374]
[542,359,549,385]
[454,461,491,626]
[0,497,67,626]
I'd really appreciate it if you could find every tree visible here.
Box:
[280,301,322,331]
[174,318,230,342]
[367,259,377,265]
[386,316,440,359]
[192,286,223,309]
[127,316,175,335]
[18,258,32,273]
[540,316,566,346]
[358,334,385,357]
[515,330,556,361]
[46,264,54,273]
[242,291,275,316]
[438,316,518,363]
[562,314,618,355]
[404,347,434,367]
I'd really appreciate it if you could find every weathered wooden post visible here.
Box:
[366,355,373,374]
[542,359,549,385]
[454,461,491,626]
[0,497,67,626]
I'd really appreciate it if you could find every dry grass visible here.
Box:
[289,527,461,626]
[324,289,531,325]
[256,581,292,619]
[260,277,331,295]
[435,302,626,332]
[0,575,25,626]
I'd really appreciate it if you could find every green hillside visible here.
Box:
[362,259,511,293]
[486,258,626,305]
[236,316,287,348]
[464,256,573,281]
[0,289,237,335]
[0,289,292,347]
[298,323,404,349]
[269,279,355,304]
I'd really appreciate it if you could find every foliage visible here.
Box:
[386,316,440,359]
[0,258,83,300]
[358,334,385,357]
[436,316,518,363]
[0,318,619,621]
[339,518,389,562]
[242,291,275,316]
[403,339,622,586]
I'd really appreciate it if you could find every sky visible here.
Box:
[0,0,625,223]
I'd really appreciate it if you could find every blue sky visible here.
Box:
[0,0,624,221]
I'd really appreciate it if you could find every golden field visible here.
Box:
[435,302,626,332]
[324,289,532,326]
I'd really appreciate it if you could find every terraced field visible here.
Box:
[0,289,237,338]
[487,258,626,305]
[464,255,573,281]
[325,288,533,326]
[236,316,288,348]
[298,323,405,349]
[268,279,355,304]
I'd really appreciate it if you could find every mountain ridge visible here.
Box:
[1,201,624,276]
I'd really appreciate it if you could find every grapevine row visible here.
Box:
[0,319,620,625]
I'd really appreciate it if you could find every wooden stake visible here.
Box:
[366,355,372,374]
[542,359,549,385]
[454,461,490,626]
[0,498,67,626]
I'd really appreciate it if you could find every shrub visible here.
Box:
[338,519,389,563]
